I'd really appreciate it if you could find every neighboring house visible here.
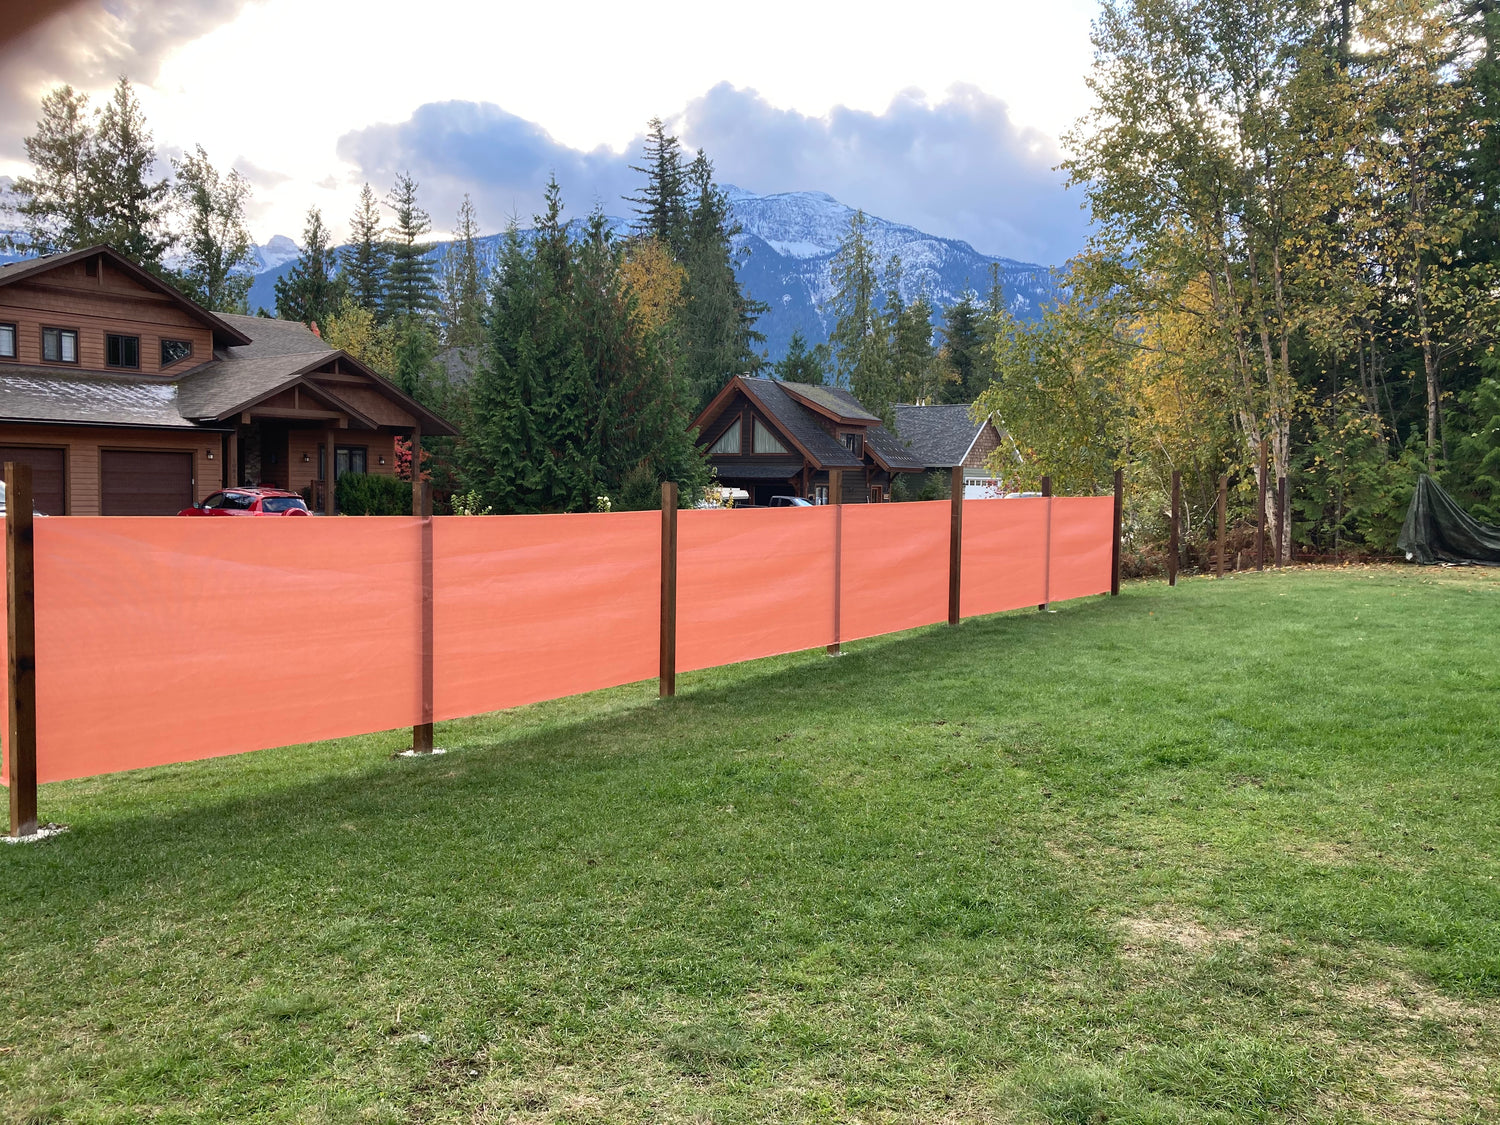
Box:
[694,376,924,504]
[892,402,1008,497]
[0,245,454,515]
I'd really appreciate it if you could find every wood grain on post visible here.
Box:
[1039,474,1052,612]
[659,482,678,698]
[948,466,963,626]
[828,469,843,655]
[1216,474,1227,578]
[1168,469,1181,587]
[1256,440,1268,572]
[1276,475,1288,568]
[412,478,435,754]
[1111,467,1124,596]
[6,463,38,838]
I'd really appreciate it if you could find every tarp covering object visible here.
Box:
[1047,497,1116,600]
[677,506,836,671]
[28,517,425,784]
[960,498,1049,616]
[838,501,950,642]
[433,511,660,720]
[1397,474,1500,566]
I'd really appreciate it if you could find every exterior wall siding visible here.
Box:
[964,423,1002,472]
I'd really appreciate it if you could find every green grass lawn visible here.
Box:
[3,566,1499,1124]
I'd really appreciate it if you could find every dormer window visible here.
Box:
[106,334,140,369]
[160,339,193,367]
[752,419,787,454]
[842,432,863,456]
[41,327,77,364]
[708,419,742,455]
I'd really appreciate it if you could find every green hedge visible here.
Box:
[335,472,412,516]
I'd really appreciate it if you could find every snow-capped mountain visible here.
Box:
[241,186,1060,360]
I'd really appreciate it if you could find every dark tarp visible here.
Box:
[1397,474,1500,565]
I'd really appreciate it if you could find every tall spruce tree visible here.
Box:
[10,85,97,254]
[939,293,986,402]
[627,118,689,254]
[774,329,828,384]
[275,206,344,328]
[87,77,173,272]
[385,172,439,321]
[827,210,889,409]
[439,194,488,349]
[172,145,253,312]
[342,183,390,318]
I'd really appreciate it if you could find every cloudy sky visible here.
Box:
[0,0,1100,265]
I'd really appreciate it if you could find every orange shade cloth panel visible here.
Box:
[26,517,425,784]
[433,511,660,720]
[837,501,950,643]
[676,506,836,672]
[960,497,1050,617]
[1047,496,1115,602]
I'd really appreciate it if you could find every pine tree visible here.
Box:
[342,183,390,318]
[172,145,253,312]
[627,117,689,253]
[828,210,890,411]
[275,206,345,329]
[774,329,828,384]
[439,194,488,349]
[87,78,173,271]
[385,172,439,321]
[10,85,97,255]
[939,293,986,402]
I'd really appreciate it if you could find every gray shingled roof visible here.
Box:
[892,403,988,468]
[710,462,805,480]
[779,381,880,422]
[176,350,335,420]
[217,313,332,359]
[737,378,863,469]
[0,367,206,429]
[864,424,927,471]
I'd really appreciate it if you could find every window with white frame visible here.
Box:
[752,418,788,454]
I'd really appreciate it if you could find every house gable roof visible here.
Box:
[864,424,927,472]
[778,381,881,425]
[892,403,995,468]
[733,378,862,470]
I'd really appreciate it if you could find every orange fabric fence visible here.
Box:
[960,497,1050,616]
[1047,497,1115,602]
[837,501,950,642]
[433,512,660,720]
[26,518,425,784]
[676,506,836,671]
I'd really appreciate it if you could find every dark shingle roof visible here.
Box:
[892,403,989,468]
[218,313,332,359]
[709,462,806,480]
[737,378,862,469]
[778,381,880,423]
[864,424,926,471]
[0,367,205,429]
[176,351,335,420]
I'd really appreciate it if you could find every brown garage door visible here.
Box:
[101,450,194,515]
[0,446,66,515]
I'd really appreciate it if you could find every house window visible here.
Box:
[41,327,78,364]
[106,334,140,369]
[708,419,741,455]
[160,339,193,367]
[842,432,863,456]
[752,418,788,454]
[334,446,368,478]
[0,324,14,359]
[814,484,829,505]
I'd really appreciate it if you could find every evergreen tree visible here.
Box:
[275,206,344,328]
[385,172,439,321]
[627,117,688,254]
[10,85,97,254]
[939,293,986,403]
[172,145,253,312]
[439,194,488,349]
[774,329,828,384]
[87,77,173,272]
[342,183,390,318]
[828,210,890,411]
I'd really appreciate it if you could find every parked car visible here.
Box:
[179,488,311,516]
[768,495,813,507]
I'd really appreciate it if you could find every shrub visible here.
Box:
[335,472,412,516]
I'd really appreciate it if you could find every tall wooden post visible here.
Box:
[1275,475,1288,568]
[1256,439,1268,572]
[1110,468,1123,596]
[322,423,338,516]
[7,463,38,838]
[411,477,434,754]
[1039,474,1053,612]
[1168,469,1181,587]
[659,482,678,698]
[828,469,843,655]
[948,466,963,626]
[1216,474,1227,578]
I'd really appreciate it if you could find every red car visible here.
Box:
[179,487,312,516]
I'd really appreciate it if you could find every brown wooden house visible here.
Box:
[693,376,923,504]
[0,245,454,514]
[891,402,1008,496]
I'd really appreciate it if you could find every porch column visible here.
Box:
[223,431,236,488]
[323,423,337,516]
[409,421,422,516]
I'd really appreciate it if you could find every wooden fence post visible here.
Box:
[1039,475,1052,612]
[411,478,434,754]
[1111,468,1123,596]
[948,466,963,626]
[828,469,843,655]
[1216,474,1227,578]
[1168,469,1181,587]
[7,463,38,839]
[1256,439,1268,572]
[659,482,678,698]
[1276,475,1288,568]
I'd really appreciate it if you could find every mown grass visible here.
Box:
[2,565,1498,1123]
